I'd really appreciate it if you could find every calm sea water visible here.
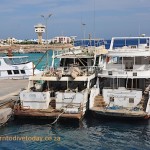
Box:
[0,114,150,150]
[0,40,150,149]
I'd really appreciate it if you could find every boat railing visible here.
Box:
[61,66,96,75]
[41,65,50,71]
[133,64,150,70]
[56,101,81,107]
[104,64,150,72]
[99,67,150,78]
[53,47,94,57]
[105,67,150,72]
[43,65,97,77]
[54,49,70,56]
[113,45,138,50]
[106,63,125,70]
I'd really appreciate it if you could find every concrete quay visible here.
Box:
[0,79,28,102]
[0,79,28,125]
[0,43,73,53]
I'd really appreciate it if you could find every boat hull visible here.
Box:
[14,108,84,121]
[90,108,149,120]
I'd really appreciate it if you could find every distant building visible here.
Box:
[51,36,72,44]
[7,37,17,44]
[34,23,45,44]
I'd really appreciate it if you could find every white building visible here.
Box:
[52,36,72,44]
[7,37,17,44]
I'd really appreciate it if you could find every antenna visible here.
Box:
[93,0,96,46]
[138,24,141,37]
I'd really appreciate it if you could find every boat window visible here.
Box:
[4,57,29,65]
[79,58,88,66]
[60,58,74,67]
[60,58,88,67]
[90,78,97,88]
[95,57,99,66]
[47,81,87,92]
[13,70,19,74]
[20,70,25,74]
[12,58,28,65]
[21,57,29,64]
[4,58,13,65]
[7,70,12,75]
[13,58,21,64]
[129,98,134,103]
[110,97,114,102]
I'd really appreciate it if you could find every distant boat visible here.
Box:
[0,56,42,79]
[13,47,25,54]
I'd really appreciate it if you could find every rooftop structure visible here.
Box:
[34,23,45,44]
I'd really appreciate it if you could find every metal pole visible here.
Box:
[41,14,52,68]
[82,23,86,46]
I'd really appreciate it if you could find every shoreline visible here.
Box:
[0,44,73,53]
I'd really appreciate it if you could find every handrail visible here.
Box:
[43,65,97,76]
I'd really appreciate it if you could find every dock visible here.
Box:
[0,79,28,105]
[0,79,28,125]
[0,79,28,101]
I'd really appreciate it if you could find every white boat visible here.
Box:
[14,45,107,121]
[13,47,25,54]
[0,56,42,79]
[89,37,150,119]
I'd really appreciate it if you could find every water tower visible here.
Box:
[34,23,45,44]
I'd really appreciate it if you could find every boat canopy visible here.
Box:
[2,56,29,65]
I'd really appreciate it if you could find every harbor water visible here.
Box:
[0,115,150,150]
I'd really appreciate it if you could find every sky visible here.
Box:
[0,0,150,40]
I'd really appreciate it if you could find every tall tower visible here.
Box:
[34,23,45,44]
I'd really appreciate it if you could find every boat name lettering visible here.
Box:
[64,97,73,99]
[108,94,135,98]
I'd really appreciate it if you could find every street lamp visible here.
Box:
[41,14,52,68]
[82,23,86,46]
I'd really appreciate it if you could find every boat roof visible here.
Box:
[111,36,150,40]
[54,48,94,58]
[54,45,107,58]
[108,36,150,57]
[110,36,150,50]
